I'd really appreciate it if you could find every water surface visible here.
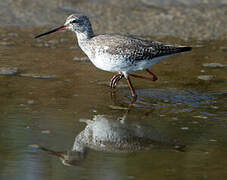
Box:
[0,12,227,180]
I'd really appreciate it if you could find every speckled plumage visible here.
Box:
[62,14,192,74]
[79,34,191,73]
[35,13,192,98]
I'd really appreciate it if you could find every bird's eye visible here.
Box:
[71,19,79,24]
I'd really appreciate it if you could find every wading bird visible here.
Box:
[35,14,192,100]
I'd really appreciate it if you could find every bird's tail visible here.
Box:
[177,46,192,53]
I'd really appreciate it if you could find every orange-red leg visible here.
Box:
[113,75,123,88]
[146,69,158,81]
[110,69,157,89]
[125,75,137,99]
[129,69,158,82]
[110,73,123,88]
[109,69,157,101]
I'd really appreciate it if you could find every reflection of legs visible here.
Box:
[110,73,123,88]
[125,74,137,99]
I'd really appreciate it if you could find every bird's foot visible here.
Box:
[152,75,158,81]
[110,74,123,88]
[146,69,158,81]
[112,75,123,88]
[131,94,137,103]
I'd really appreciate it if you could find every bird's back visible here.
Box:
[89,34,191,60]
[80,34,191,73]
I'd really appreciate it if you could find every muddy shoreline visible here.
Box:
[1,0,227,40]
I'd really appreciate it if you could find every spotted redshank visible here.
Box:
[35,14,192,99]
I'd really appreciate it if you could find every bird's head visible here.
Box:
[64,14,92,33]
[34,14,92,39]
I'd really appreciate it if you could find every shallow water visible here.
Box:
[0,25,227,180]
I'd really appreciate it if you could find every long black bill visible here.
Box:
[34,25,66,39]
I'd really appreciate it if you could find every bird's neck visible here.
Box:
[75,29,94,41]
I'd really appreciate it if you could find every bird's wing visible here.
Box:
[123,35,192,61]
[92,34,191,62]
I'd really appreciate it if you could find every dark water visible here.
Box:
[0,26,227,180]
[1,0,227,177]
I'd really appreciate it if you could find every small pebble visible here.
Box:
[193,115,208,119]
[27,100,35,105]
[203,63,225,68]
[72,57,89,62]
[209,139,217,142]
[0,41,15,46]
[0,67,19,75]
[109,105,128,110]
[41,130,50,134]
[28,144,40,149]
[19,73,57,79]
[160,115,166,117]
[191,121,199,124]
[197,75,215,81]
[60,38,69,43]
[44,42,49,47]
[48,39,58,45]
[200,69,205,73]
[211,106,219,109]
[7,33,18,37]
[64,79,72,82]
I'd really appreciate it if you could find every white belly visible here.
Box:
[81,42,174,73]
[89,54,174,73]
[89,54,130,73]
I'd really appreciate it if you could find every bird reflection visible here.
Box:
[38,114,185,166]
